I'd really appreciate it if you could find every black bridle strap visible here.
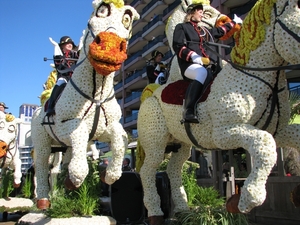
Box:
[70,73,115,141]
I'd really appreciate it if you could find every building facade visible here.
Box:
[18,103,38,173]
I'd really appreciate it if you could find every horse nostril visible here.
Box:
[94,35,101,44]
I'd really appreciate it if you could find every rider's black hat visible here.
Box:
[150,50,164,60]
[187,3,204,14]
[59,36,75,47]
[0,102,8,109]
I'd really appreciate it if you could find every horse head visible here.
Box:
[0,111,22,186]
[231,0,300,67]
[81,0,139,75]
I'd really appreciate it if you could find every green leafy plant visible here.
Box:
[22,173,33,198]
[159,159,248,225]
[45,158,101,218]
[0,169,14,198]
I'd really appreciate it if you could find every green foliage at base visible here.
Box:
[0,169,14,198]
[22,173,33,198]
[45,158,101,218]
[159,159,248,225]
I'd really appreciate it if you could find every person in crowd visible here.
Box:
[122,157,133,171]
[0,102,8,113]
[146,50,167,84]
[99,158,110,196]
[172,3,242,123]
[45,36,79,117]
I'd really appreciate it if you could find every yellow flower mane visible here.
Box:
[103,0,124,8]
[5,114,15,122]
[231,0,277,65]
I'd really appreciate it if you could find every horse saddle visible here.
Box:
[161,66,218,105]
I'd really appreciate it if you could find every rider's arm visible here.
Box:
[173,24,195,62]
[211,21,236,39]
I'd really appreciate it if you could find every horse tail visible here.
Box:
[135,139,145,172]
[135,83,160,172]
[39,70,57,106]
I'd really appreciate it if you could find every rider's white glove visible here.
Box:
[191,52,203,65]
[233,14,243,24]
[78,30,85,51]
[155,64,161,71]
[49,37,63,56]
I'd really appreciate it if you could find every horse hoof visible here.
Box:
[64,176,78,190]
[37,199,51,210]
[100,170,107,183]
[226,194,241,213]
[148,215,164,225]
[13,182,20,188]
[291,184,300,207]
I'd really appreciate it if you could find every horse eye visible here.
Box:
[123,11,132,29]
[8,125,15,133]
[96,3,111,18]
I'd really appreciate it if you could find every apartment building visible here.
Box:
[18,103,39,173]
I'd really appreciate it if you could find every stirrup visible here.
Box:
[41,115,55,125]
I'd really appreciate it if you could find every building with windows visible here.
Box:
[18,103,38,173]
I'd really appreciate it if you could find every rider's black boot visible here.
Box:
[183,80,203,123]
[45,84,66,117]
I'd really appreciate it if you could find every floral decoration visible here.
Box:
[5,114,15,122]
[231,0,277,65]
[103,0,124,8]
[88,32,127,75]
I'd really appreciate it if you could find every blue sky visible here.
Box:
[0,1,93,116]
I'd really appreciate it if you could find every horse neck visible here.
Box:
[71,60,115,99]
[242,26,287,85]
[166,5,186,51]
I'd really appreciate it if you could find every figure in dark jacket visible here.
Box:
[45,36,79,117]
[146,50,167,84]
[172,3,242,123]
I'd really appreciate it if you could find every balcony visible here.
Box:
[141,0,168,21]
[142,15,166,41]
[124,67,148,90]
[128,31,147,54]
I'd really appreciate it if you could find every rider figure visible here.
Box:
[146,50,167,84]
[45,36,79,117]
[172,3,242,123]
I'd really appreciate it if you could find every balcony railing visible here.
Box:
[124,50,143,66]
[142,15,163,33]
[129,30,143,45]
[163,0,181,17]
[125,67,146,84]
[141,0,160,15]
[114,81,123,90]
[142,35,165,53]
[125,112,139,123]
[124,91,142,104]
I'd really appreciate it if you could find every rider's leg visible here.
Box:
[46,78,67,117]
[183,64,207,123]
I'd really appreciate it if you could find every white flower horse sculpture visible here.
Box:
[0,112,22,190]
[137,0,300,223]
[31,0,139,209]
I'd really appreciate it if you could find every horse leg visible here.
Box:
[49,152,62,191]
[166,143,191,213]
[33,136,52,209]
[104,122,127,184]
[213,124,277,213]
[12,146,22,188]
[64,119,89,189]
[138,97,169,220]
